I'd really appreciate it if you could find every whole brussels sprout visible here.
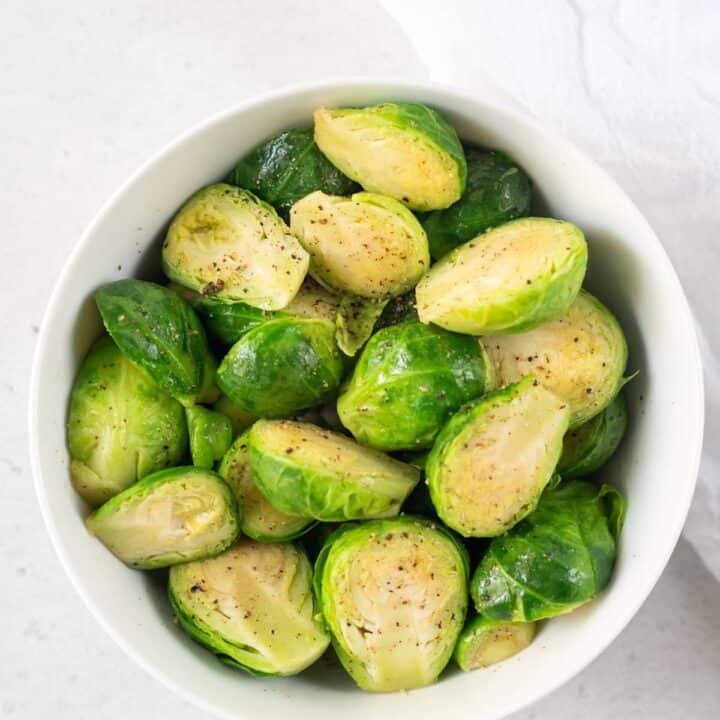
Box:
[426,375,570,537]
[423,149,532,260]
[314,103,466,211]
[169,539,330,676]
[163,184,309,309]
[484,290,629,427]
[415,217,587,335]
[471,480,625,622]
[314,517,469,692]
[86,466,240,569]
[67,336,187,506]
[248,420,420,521]
[219,432,315,542]
[95,279,212,406]
[454,616,536,671]
[226,127,358,220]
[186,405,233,469]
[290,191,430,299]
[558,393,627,477]
[217,317,344,417]
[212,393,256,437]
[338,322,492,451]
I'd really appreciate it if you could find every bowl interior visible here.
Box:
[30,81,703,720]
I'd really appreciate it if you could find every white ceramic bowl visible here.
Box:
[30,80,704,720]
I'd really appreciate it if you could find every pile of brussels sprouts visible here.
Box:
[67,101,631,692]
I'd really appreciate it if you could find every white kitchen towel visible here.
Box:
[381,0,719,580]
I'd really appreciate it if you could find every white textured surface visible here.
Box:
[0,1,718,718]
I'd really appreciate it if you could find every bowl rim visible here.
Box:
[29,76,705,719]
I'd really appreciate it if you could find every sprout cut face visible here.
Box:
[67,336,187,506]
[454,616,536,671]
[219,432,315,542]
[484,290,629,427]
[163,184,309,309]
[314,517,468,692]
[426,375,570,537]
[471,480,625,622]
[314,103,466,211]
[169,540,330,676]
[338,322,492,451]
[248,420,420,521]
[290,191,430,298]
[85,466,240,569]
[415,217,587,335]
[216,317,344,417]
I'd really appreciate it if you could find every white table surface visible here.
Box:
[1,1,718,718]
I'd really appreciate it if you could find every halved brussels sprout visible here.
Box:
[334,296,388,356]
[163,184,309,309]
[217,317,344,417]
[558,393,627,477]
[484,290,629,427]
[226,127,358,220]
[67,336,187,506]
[314,517,468,692]
[186,406,233,470]
[454,616,536,671]
[219,432,315,542]
[248,420,419,521]
[426,375,570,537]
[86,466,239,569]
[169,539,330,676]
[471,480,625,621]
[338,322,491,451]
[284,278,340,321]
[290,191,430,298]
[423,149,532,260]
[212,393,256,437]
[314,103,466,211]
[415,217,587,335]
[95,279,212,406]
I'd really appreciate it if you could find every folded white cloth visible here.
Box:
[381,0,719,580]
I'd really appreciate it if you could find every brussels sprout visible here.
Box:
[67,336,187,506]
[471,480,625,621]
[454,616,536,671]
[484,290,629,427]
[335,296,388,356]
[95,279,211,406]
[248,420,419,521]
[423,149,532,260]
[283,278,340,321]
[217,317,344,417]
[168,282,272,346]
[163,184,309,309]
[197,349,221,404]
[314,103,466,211]
[338,322,491,451]
[314,517,468,692]
[86,466,239,569]
[290,191,430,298]
[219,432,315,542]
[558,393,627,477]
[375,291,418,329]
[186,406,233,469]
[212,393,256,437]
[415,217,587,335]
[427,375,570,537]
[169,539,330,676]
[226,127,358,220]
